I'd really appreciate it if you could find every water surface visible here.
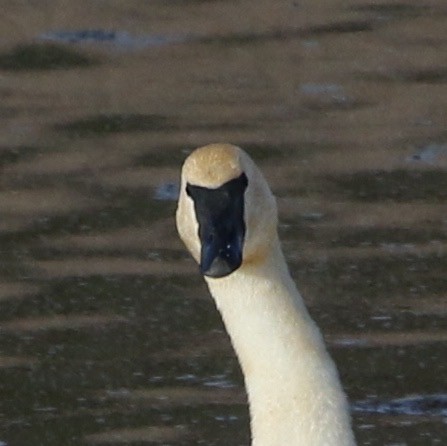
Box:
[0,1,446,445]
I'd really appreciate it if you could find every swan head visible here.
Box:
[176,143,278,278]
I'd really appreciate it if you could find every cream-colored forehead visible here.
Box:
[182,143,244,188]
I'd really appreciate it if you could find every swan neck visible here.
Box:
[206,239,356,446]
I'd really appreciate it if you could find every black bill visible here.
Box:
[186,173,248,278]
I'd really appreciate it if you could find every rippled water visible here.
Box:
[0,1,446,445]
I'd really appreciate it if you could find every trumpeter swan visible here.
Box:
[176,143,357,446]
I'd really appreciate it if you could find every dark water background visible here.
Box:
[0,1,446,445]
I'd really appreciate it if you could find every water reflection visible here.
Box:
[0,44,95,70]
[39,30,187,50]
[0,0,446,445]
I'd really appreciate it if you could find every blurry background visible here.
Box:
[0,1,446,445]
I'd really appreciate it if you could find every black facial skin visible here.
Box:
[186,173,248,278]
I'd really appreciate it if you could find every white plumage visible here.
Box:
[176,143,356,446]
